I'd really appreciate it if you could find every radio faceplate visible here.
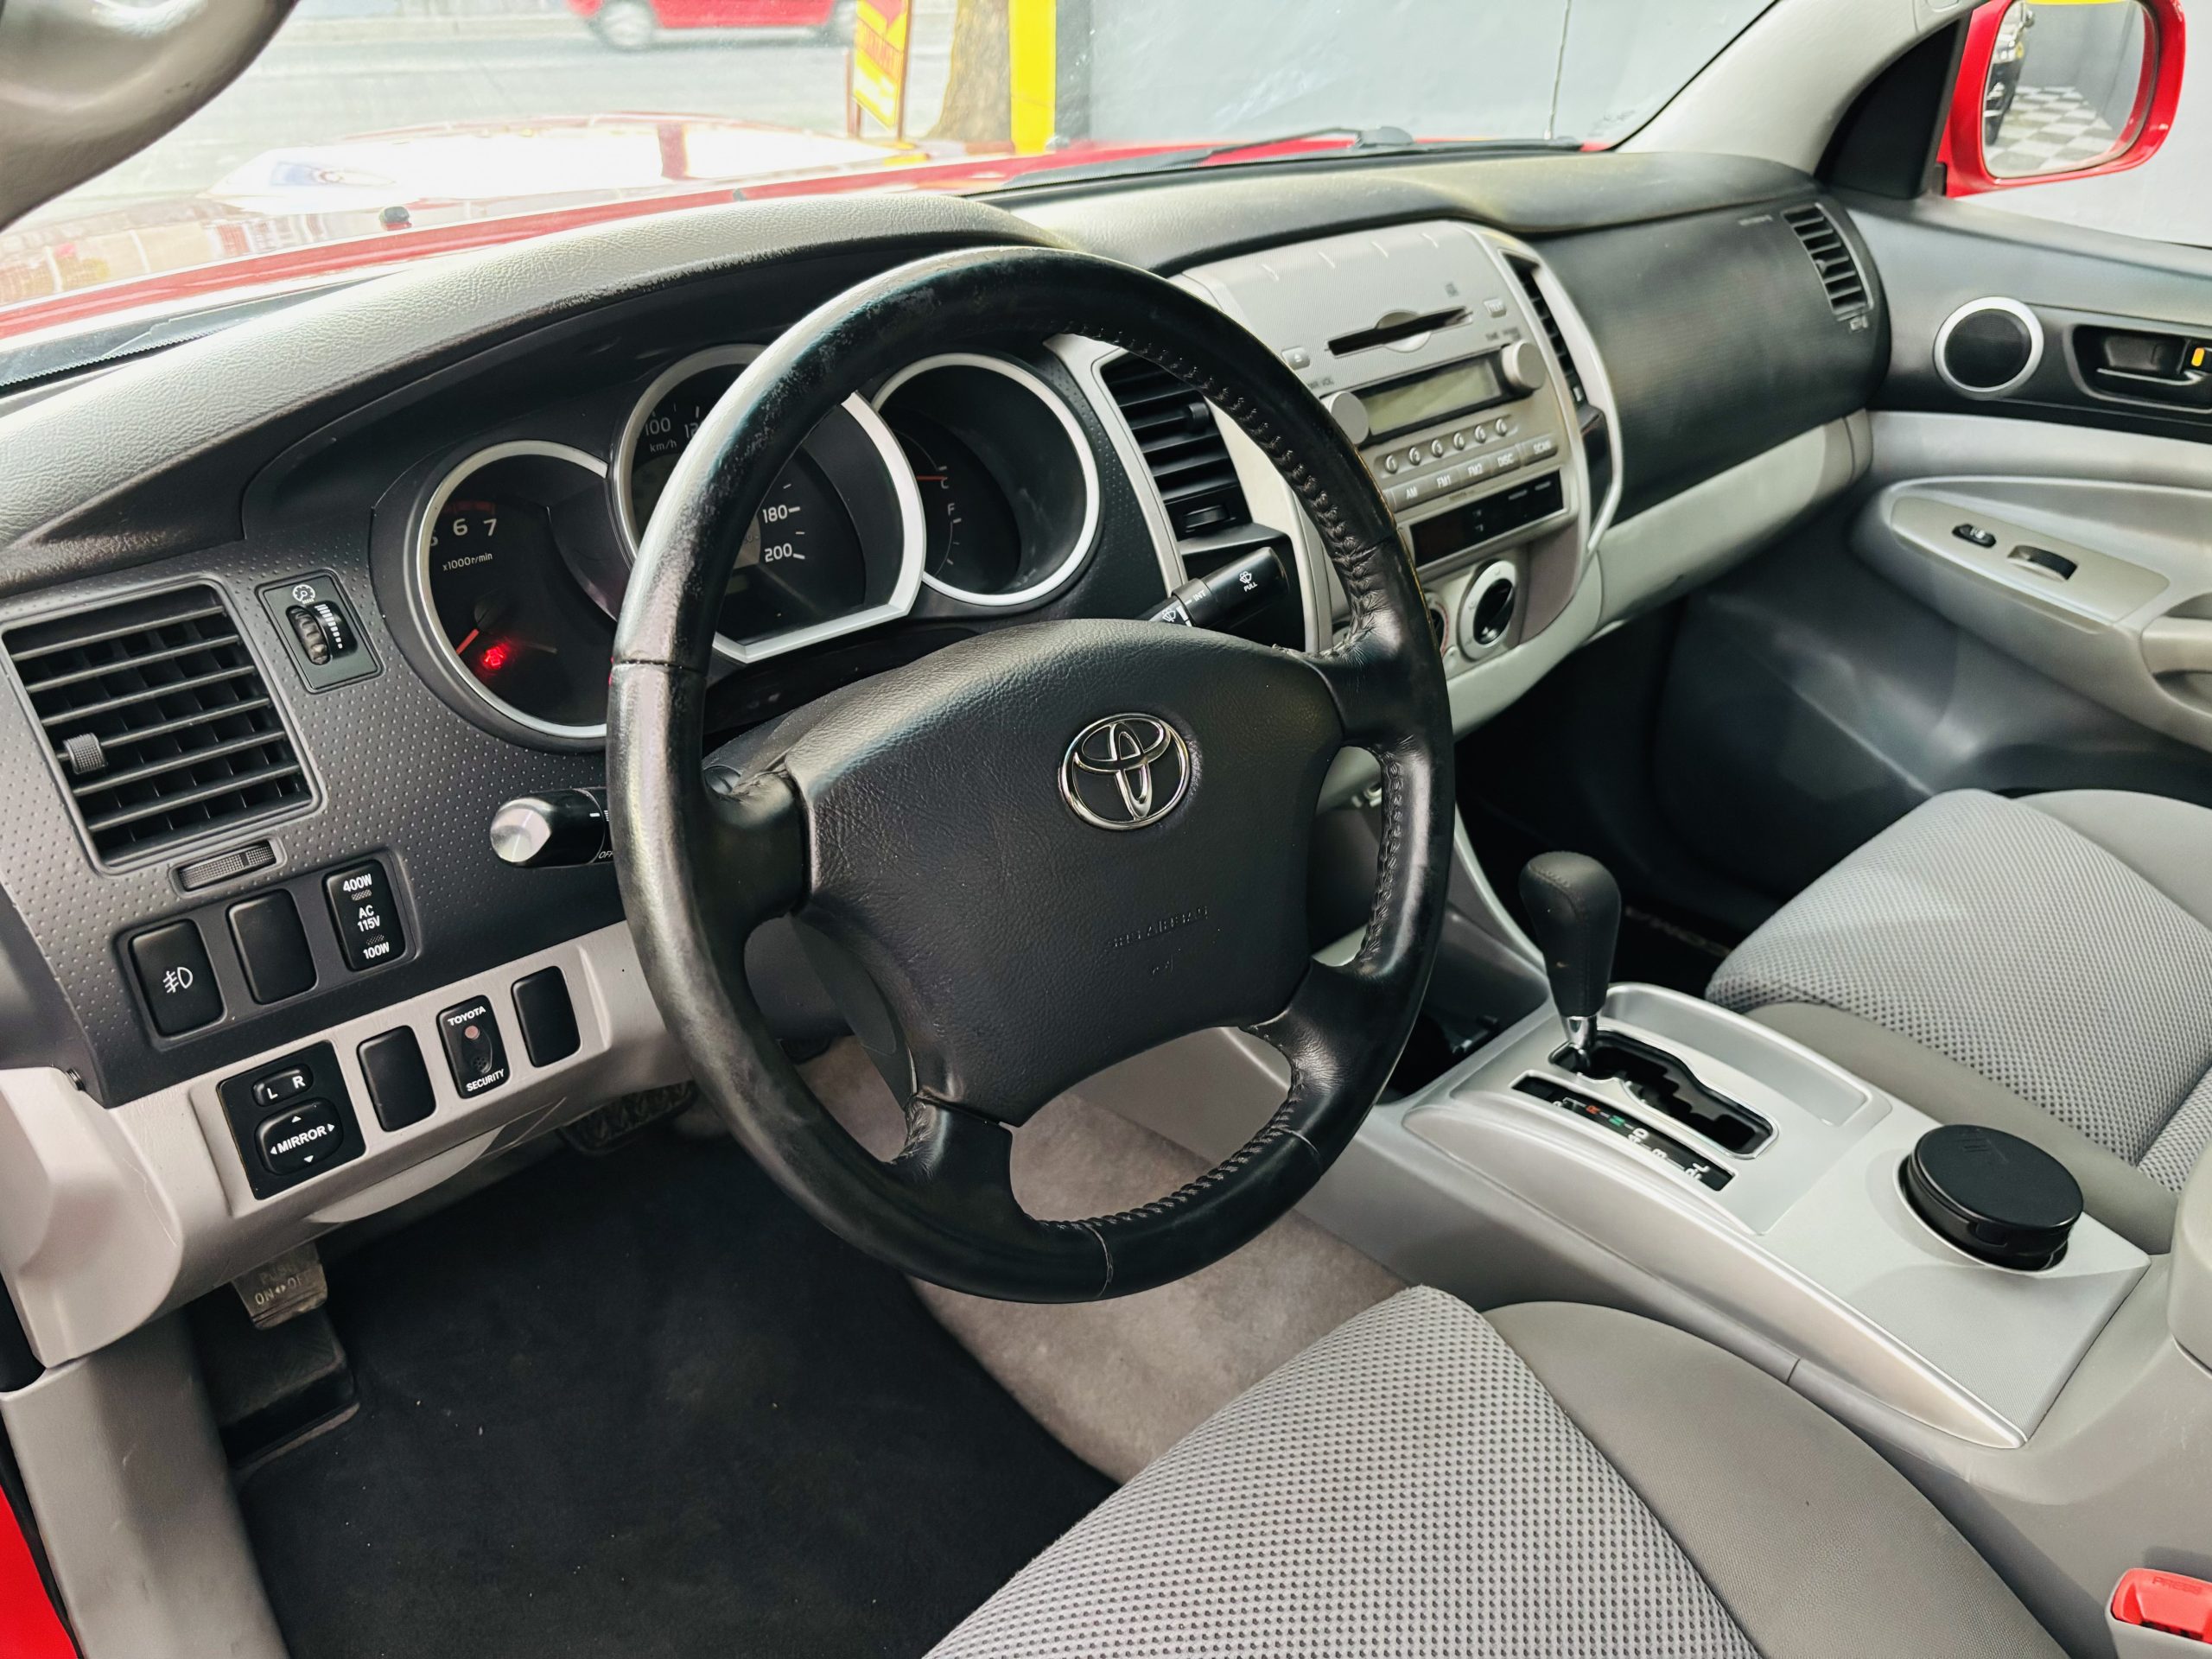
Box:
[1180,219,1578,575]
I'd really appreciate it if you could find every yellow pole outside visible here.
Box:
[1007,0,1057,155]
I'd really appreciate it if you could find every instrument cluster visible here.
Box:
[409,341,1102,743]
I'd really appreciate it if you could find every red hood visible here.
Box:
[0,134,1355,346]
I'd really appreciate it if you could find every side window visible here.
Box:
[1942,0,2201,246]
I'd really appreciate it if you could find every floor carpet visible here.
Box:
[237,1127,1111,1659]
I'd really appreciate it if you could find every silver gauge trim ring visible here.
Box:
[872,350,1103,608]
[613,342,926,666]
[414,439,611,743]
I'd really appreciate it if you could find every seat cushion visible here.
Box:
[1708,789,2212,1219]
[927,1287,2058,1659]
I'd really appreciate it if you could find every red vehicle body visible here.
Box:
[0,135,1370,344]
[568,0,854,49]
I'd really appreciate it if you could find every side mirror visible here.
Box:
[1941,0,2185,196]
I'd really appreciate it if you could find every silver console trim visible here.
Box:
[0,922,687,1366]
[1398,984,2146,1448]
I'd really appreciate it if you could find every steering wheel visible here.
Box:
[607,246,1452,1301]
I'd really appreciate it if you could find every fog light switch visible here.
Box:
[437,996,509,1097]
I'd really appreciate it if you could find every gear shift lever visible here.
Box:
[1518,852,1621,1060]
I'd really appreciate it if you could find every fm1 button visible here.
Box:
[325,860,404,971]
[436,996,509,1096]
[257,1099,346,1176]
[128,920,224,1035]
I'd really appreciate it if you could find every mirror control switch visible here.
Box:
[257,1100,345,1177]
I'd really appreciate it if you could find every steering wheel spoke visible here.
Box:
[699,769,807,938]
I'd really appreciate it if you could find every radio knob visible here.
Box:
[1325,390,1370,446]
[1499,340,1548,395]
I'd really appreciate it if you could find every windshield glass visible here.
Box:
[3,0,1777,342]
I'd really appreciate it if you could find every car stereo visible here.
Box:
[1179,221,1575,573]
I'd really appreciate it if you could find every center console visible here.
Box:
[1173,220,1618,734]
[1080,847,2206,1656]
[1410,983,2144,1447]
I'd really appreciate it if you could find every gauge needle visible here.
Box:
[456,628,480,653]
[913,474,947,482]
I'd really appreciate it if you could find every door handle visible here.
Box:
[2142,616,2212,676]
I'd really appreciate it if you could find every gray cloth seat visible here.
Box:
[929,1287,2058,1659]
[1708,787,2212,1252]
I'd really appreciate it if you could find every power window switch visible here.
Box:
[128,921,224,1035]
[1953,523,1999,549]
[436,997,510,1097]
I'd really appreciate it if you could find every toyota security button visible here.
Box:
[437,996,510,1096]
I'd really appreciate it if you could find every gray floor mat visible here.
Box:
[797,1039,1404,1481]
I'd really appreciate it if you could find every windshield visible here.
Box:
[3,0,1777,344]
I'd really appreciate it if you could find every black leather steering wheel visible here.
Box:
[607,246,1452,1301]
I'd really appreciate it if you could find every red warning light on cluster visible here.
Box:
[478,640,513,673]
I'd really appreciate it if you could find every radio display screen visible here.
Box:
[1363,357,1504,438]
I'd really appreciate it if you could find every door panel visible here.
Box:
[1652,504,2212,906]
[1636,195,2212,906]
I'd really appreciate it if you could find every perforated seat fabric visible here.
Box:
[926,1288,2060,1659]
[1709,789,2212,1213]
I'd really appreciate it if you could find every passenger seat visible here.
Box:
[1707,788,2212,1252]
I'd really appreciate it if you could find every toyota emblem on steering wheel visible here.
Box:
[1060,714,1191,830]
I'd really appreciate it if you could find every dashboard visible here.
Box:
[0,150,1885,1365]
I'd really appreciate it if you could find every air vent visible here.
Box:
[1511,261,1588,411]
[1101,354,1252,540]
[5,586,311,865]
[1783,203,1871,321]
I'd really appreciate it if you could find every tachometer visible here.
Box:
[614,345,925,664]
[416,442,619,741]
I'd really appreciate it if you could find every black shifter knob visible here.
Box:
[1519,852,1620,1057]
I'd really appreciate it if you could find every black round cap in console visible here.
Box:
[1903,1124,2082,1271]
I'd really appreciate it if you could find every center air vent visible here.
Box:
[1510,261,1588,411]
[1783,203,1871,321]
[5,586,311,866]
[1101,354,1252,540]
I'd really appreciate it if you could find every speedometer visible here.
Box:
[613,345,925,664]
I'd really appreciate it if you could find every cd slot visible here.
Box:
[1408,471,1564,568]
[1328,307,1469,357]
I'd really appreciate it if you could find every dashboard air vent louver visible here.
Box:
[1510,261,1588,412]
[5,585,311,865]
[1101,354,1252,540]
[1783,204,1871,321]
